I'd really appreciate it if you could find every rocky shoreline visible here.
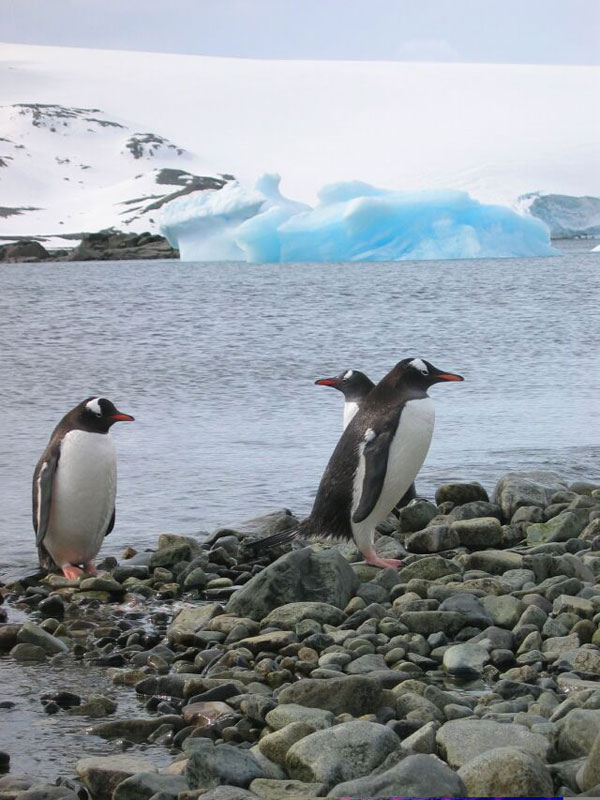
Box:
[0,232,178,263]
[1,470,600,799]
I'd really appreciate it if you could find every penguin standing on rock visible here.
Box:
[315,368,417,510]
[255,358,463,568]
[32,397,134,579]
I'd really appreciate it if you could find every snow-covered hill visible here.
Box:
[516,192,600,238]
[0,43,598,245]
[0,102,231,244]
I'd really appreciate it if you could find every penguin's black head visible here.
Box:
[78,397,135,432]
[315,369,374,401]
[399,358,464,389]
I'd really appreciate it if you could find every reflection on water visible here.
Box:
[1,244,599,572]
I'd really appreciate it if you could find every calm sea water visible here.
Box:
[1,242,599,575]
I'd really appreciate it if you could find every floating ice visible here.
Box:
[160,175,557,262]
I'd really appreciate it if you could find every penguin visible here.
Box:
[315,369,375,430]
[32,397,134,579]
[255,358,463,568]
[315,368,417,509]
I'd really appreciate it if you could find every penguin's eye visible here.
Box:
[420,368,428,376]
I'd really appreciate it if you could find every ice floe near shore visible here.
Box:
[160,174,557,262]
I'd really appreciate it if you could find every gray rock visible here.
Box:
[262,602,344,628]
[16,787,77,800]
[17,621,68,654]
[76,756,158,800]
[395,690,443,723]
[258,722,316,766]
[451,517,503,549]
[580,517,600,542]
[458,746,554,796]
[186,740,266,789]
[149,542,192,568]
[277,675,381,717]
[265,704,334,731]
[195,789,257,800]
[330,753,467,798]
[553,595,595,618]
[577,729,600,792]
[435,482,489,506]
[249,778,326,800]
[10,642,47,662]
[397,555,462,582]
[557,709,600,759]
[405,525,460,553]
[88,715,182,743]
[399,720,439,753]
[559,648,600,675]
[396,499,438,532]
[465,549,523,574]
[493,471,567,519]
[345,653,389,674]
[286,720,399,785]
[439,593,493,628]
[400,611,465,636]
[481,595,525,628]
[512,505,545,524]
[112,773,187,800]
[443,643,490,677]
[167,603,223,645]
[447,501,502,522]
[527,510,590,544]
[226,549,359,620]
[437,719,551,768]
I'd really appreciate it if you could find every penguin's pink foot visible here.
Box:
[84,562,97,574]
[61,564,83,580]
[362,548,404,569]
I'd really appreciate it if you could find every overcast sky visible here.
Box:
[0,0,598,64]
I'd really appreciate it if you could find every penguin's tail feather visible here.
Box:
[247,521,308,553]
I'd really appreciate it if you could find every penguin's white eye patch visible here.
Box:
[364,428,376,443]
[409,358,428,375]
[86,398,102,417]
[343,370,354,380]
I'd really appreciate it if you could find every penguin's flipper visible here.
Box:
[33,448,60,548]
[352,429,393,524]
[105,508,116,536]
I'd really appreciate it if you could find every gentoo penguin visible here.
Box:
[315,368,417,509]
[315,369,375,429]
[255,358,463,568]
[32,397,134,579]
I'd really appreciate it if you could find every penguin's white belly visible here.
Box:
[46,430,116,565]
[352,398,435,547]
[343,401,359,430]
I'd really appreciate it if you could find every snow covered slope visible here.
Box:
[516,192,600,238]
[0,102,230,243]
[0,43,598,243]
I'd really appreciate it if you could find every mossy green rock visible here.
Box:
[527,509,590,544]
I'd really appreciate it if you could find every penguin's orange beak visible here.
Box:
[110,412,135,422]
[315,377,339,387]
[435,372,464,382]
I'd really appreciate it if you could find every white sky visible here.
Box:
[0,0,598,64]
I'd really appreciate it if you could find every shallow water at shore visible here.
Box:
[1,241,599,574]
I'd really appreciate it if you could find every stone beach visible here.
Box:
[1,469,600,799]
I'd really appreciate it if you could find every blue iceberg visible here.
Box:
[160,174,557,262]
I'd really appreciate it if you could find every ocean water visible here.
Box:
[1,242,599,575]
